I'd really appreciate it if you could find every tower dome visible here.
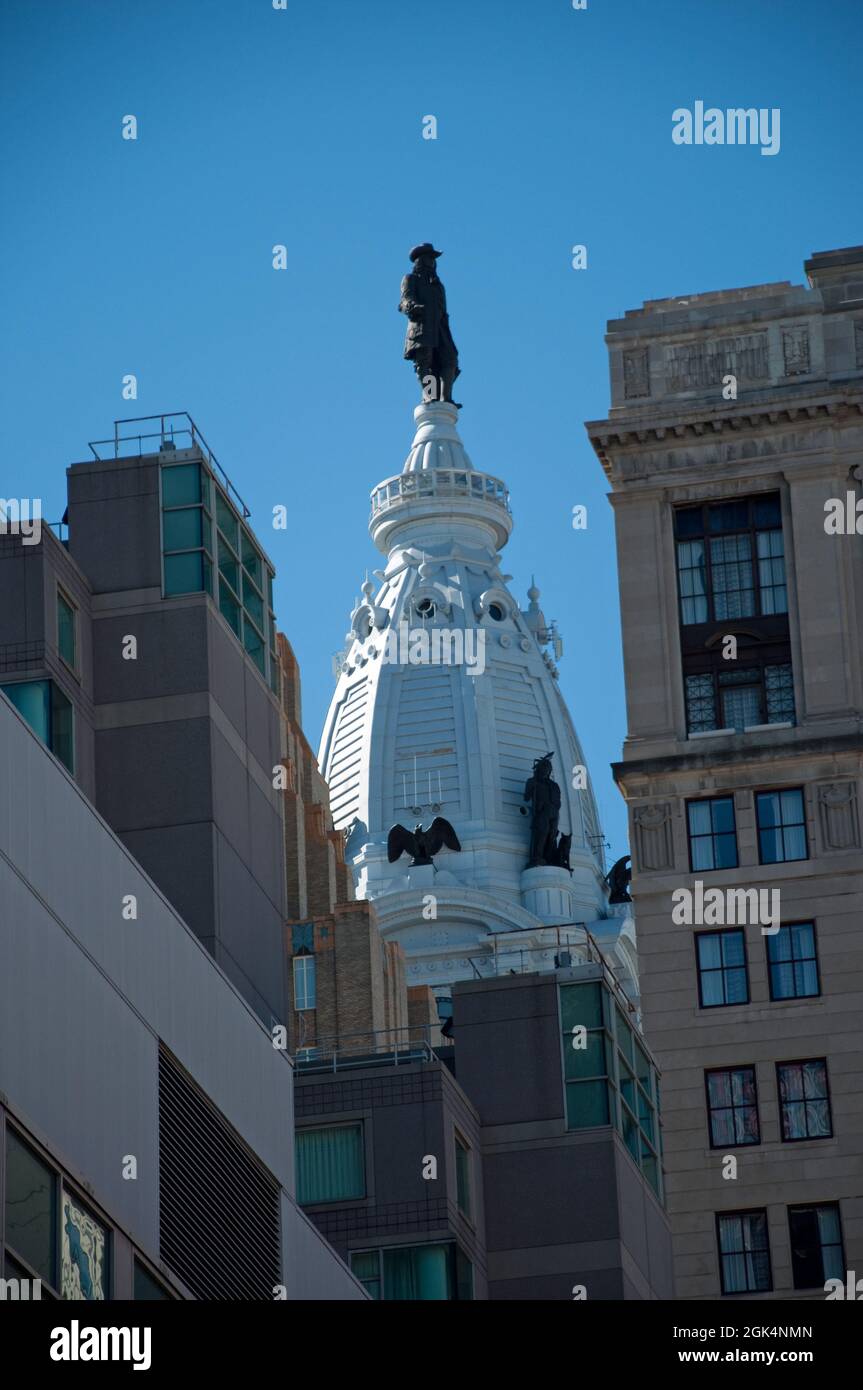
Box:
[319,401,631,994]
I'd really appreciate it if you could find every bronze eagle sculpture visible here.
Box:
[387,817,461,867]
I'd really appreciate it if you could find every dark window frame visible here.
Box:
[704,1066,760,1149]
[686,795,739,872]
[775,1058,833,1143]
[3,1117,112,1300]
[673,495,787,628]
[694,928,751,1009]
[787,1202,845,1291]
[755,786,808,865]
[56,586,78,676]
[766,922,821,1002]
[715,1207,773,1296]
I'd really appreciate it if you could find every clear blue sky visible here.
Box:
[1,0,861,861]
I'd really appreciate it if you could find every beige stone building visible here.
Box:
[586,246,863,1300]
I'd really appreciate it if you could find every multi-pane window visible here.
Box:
[57,591,76,670]
[161,461,277,686]
[776,1060,832,1141]
[788,1205,844,1290]
[560,982,662,1198]
[161,461,213,598]
[454,1135,471,1219]
[674,495,787,626]
[696,930,749,1007]
[349,1243,473,1301]
[4,1125,108,1300]
[767,924,820,1001]
[717,1210,772,1294]
[1,679,74,774]
[705,1067,760,1147]
[685,663,795,735]
[295,1124,365,1204]
[687,796,738,870]
[293,953,316,1011]
[756,788,807,863]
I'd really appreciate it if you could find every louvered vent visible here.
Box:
[158,1046,282,1299]
[491,663,549,811]
[327,677,368,827]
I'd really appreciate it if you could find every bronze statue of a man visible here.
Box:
[523,753,562,867]
[399,243,461,406]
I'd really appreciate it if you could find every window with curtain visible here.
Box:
[695,930,749,1008]
[767,924,819,1001]
[295,1124,364,1204]
[705,1067,760,1147]
[1,679,74,774]
[777,1060,832,1141]
[756,788,807,863]
[717,1210,771,1294]
[788,1205,844,1290]
[350,1243,471,1301]
[687,797,738,870]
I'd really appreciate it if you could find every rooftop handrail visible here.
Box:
[87,411,251,518]
[294,1024,440,1073]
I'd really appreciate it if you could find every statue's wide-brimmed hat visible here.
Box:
[409,243,443,261]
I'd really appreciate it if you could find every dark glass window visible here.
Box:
[696,931,749,1007]
[351,1244,467,1301]
[705,1067,760,1147]
[675,495,786,626]
[717,1210,772,1294]
[134,1262,173,1300]
[756,788,807,864]
[777,1060,832,1141]
[295,1124,364,1204]
[685,662,795,735]
[767,924,820,1001]
[1,679,74,774]
[687,796,738,870]
[788,1205,844,1290]
[455,1136,471,1218]
[57,591,76,669]
[293,953,315,1011]
[161,462,213,598]
[5,1129,57,1286]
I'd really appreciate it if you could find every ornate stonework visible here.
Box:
[623,347,650,399]
[782,325,810,376]
[665,332,768,392]
[633,802,675,872]
[817,781,860,851]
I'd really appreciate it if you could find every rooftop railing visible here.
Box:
[87,412,251,518]
[370,467,511,521]
[294,1025,440,1074]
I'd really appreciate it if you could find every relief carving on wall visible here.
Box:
[623,347,650,399]
[632,802,675,872]
[817,781,860,851]
[665,332,768,392]
[782,325,811,376]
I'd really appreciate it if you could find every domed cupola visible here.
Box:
[318,399,626,991]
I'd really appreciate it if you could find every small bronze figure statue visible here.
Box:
[605,854,632,904]
[387,817,461,867]
[399,243,461,407]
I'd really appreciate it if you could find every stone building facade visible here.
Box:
[586,246,863,1299]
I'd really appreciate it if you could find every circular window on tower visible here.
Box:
[415,597,436,620]
[487,602,505,622]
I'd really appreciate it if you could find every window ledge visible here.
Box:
[743,721,793,732]
[688,728,737,740]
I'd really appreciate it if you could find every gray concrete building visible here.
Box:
[0,686,364,1301]
[2,414,286,1025]
[293,958,673,1300]
[586,246,863,1299]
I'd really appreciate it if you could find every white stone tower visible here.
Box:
[319,401,636,999]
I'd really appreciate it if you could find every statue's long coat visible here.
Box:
[399,269,459,365]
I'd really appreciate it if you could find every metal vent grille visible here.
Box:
[158,1046,282,1300]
